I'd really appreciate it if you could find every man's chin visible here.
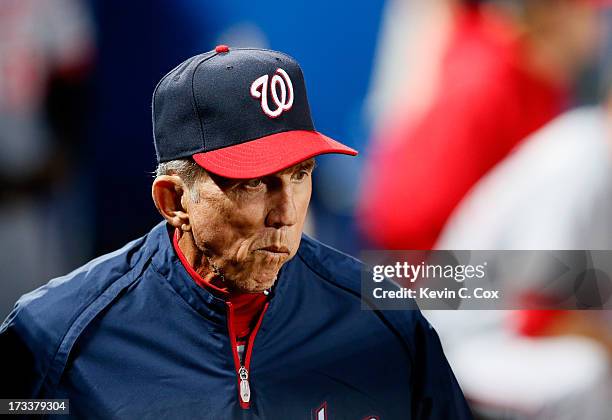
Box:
[225,256,291,293]
[233,276,278,294]
[227,268,280,294]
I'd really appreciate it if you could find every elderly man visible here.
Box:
[0,46,471,419]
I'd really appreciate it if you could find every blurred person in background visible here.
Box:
[0,0,94,319]
[358,0,600,250]
[365,0,456,149]
[359,0,605,417]
[433,15,612,416]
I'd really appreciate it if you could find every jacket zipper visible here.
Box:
[226,301,270,409]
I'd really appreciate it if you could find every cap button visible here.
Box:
[215,45,230,53]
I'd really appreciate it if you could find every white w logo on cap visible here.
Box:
[250,68,294,118]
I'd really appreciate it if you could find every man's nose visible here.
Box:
[265,184,298,228]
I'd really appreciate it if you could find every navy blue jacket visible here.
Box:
[1,222,472,419]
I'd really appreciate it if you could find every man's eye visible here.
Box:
[293,170,309,181]
[244,178,263,189]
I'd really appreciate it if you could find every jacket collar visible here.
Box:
[146,221,290,324]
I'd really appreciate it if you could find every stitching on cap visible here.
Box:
[152,53,209,122]
[230,47,300,64]
[152,52,214,157]
[191,54,218,152]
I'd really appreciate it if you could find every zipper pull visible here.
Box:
[239,366,250,403]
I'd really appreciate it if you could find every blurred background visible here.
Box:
[1,0,611,418]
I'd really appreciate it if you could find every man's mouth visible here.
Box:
[257,245,290,255]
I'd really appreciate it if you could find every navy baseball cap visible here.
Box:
[152,45,357,179]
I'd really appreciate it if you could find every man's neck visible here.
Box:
[173,228,229,296]
[177,230,207,274]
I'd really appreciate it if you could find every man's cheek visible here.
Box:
[231,236,259,262]
[290,229,303,251]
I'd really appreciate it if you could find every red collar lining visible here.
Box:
[172,228,229,297]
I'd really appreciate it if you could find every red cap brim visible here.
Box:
[192,130,358,179]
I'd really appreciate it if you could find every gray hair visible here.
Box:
[155,159,207,202]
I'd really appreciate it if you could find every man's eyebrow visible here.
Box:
[295,159,316,171]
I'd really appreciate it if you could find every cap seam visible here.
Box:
[152,62,185,158]
[227,48,300,65]
[152,51,216,117]
[191,54,220,153]
[152,51,215,159]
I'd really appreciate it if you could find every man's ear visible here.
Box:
[152,175,190,229]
